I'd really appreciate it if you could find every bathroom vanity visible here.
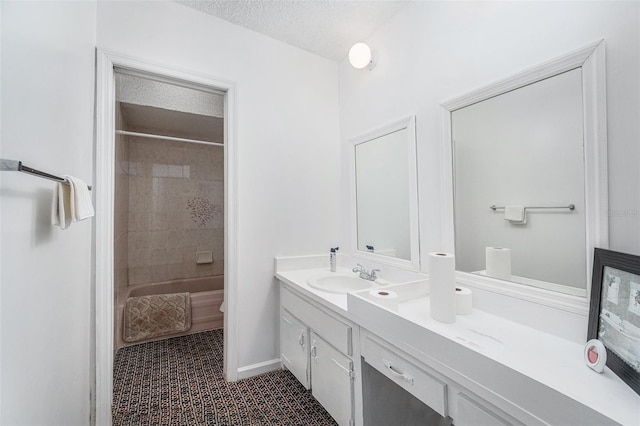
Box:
[272,40,640,426]
[277,262,364,426]
[275,255,640,426]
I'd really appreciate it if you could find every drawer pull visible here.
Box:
[311,345,317,358]
[298,333,305,347]
[383,359,415,385]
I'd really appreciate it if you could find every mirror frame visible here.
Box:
[349,115,421,271]
[440,40,608,313]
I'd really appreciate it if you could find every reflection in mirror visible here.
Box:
[453,69,586,295]
[443,41,608,299]
[351,116,420,270]
[356,128,410,260]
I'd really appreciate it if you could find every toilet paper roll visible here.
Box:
[428,252,456,323]
[369,289,398,310]
[456,287,473,315]
[486,247,512,281]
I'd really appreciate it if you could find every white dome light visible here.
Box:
[348,43,376,70]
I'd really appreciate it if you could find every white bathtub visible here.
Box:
[116,275,224,349]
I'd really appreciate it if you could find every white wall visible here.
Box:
[339,1,640,270]
[0,1,97,424]
[97,1,341,370]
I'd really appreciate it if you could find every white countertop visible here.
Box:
[275,261,640,426]
[352,286,640,425]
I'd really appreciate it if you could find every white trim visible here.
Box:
[473,270,587,298]
[94,49,239,426]
[0,2,4,420]
[223,77,239,383]
[581,40,609,298]
[94,50,115,426]
[439,40,608,314]
[441,40,604,111]
[348,116,421,271]
[236,358,282,380]
[457,272,590,315]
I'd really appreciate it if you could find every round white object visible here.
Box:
[349,43,373,69]
[584,339,607,373]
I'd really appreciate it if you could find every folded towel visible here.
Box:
[504,205,527,224]
[65,175,94,222]
[51,183,72,229]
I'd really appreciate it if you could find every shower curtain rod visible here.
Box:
[116,130,224,147]
[0,158,92,190]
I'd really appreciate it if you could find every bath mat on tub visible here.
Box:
[124,293,192,343]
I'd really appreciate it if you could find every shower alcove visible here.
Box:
[113,71,225,349]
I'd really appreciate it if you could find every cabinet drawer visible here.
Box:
[362,334,447,417]
[456,393,516,426]
[281,287,352,355]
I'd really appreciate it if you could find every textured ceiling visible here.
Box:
[176,0,410,61]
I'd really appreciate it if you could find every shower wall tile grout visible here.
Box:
[124,137,224,285]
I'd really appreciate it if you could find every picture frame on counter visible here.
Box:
[588,248,640,395]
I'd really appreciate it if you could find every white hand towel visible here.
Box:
[51,183,72,229]
[65,175,94,222]
[504,205,526,224]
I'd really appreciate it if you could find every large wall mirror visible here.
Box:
[441,41,608,304]
[350,116,420,270]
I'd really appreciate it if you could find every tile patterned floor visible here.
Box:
[113,329,338,426]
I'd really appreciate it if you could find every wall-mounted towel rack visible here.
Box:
[0,158,92,190]
[490,204,575,211]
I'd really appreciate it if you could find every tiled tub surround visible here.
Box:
[115,275,224,350]
[125,136,224,285]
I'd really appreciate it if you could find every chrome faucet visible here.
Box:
[352,264,380,281]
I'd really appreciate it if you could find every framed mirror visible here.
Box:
[349,116,420,270]
[441,41,608,306]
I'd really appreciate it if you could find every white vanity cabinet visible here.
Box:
[280,285,358,426]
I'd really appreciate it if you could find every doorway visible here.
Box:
[94,50,238,425]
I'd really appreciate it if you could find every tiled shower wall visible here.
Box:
[126,137,224,285]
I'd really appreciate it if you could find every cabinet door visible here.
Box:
[280,309,310,389]
[310,332,354,426]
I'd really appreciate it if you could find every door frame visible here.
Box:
[94,49,239,425]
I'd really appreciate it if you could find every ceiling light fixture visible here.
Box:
[348,43,376,70]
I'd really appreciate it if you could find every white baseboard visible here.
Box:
[236,358,282,380]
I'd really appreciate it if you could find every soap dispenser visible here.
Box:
[330,247,339,272]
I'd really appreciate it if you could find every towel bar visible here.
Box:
[490,204,575,211]
[0,158,92,190]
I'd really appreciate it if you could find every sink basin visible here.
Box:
[307,273,373,294]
